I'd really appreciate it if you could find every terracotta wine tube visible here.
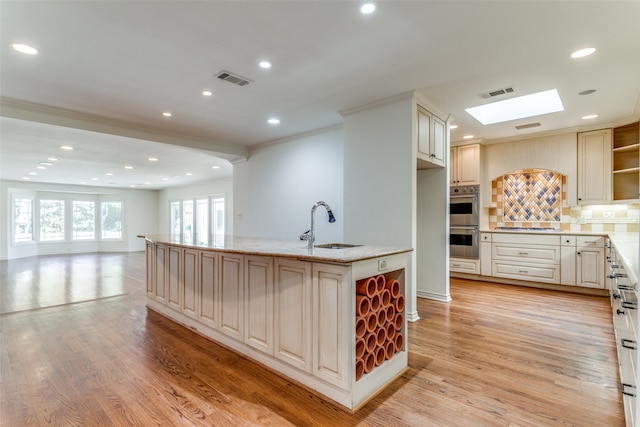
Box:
[374,345,386,366]
[355,359,365,381]
[385,304,395,323]
[366,311,378,333]
[355,316,366,338]
[356,277,376,298]
[370,293,381,313]
[385,278,401,299]
[363,352,375,373]
[385,339,395,360]
[356,294,371,317]
[380,289,391,308]
[394,332,404,353]
[356,337,366,360]
[376,325,387,346]
[385,321,396,342]
[365,332,377,353]
[393,294,405,313]
[376,309,386,328]
[375,274,386,293]
[394,312,404,330]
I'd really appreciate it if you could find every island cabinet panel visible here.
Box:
[313,263,350,389]
[145,242,155,297]
[182,249,199,319]
[274,259,312,373]
[154,243,168,303]
[167,246,182,311]
[244,256,274,355]
[219,253,244,340]
[199,252,218,329]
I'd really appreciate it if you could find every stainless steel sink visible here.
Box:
[314,243,362,249]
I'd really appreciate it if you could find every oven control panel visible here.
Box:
[451,185,478,194]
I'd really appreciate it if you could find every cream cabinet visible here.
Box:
[245,255,274,355]
[612,122,640,201]
[154,243,168,304]
[219,253,245,341]
[491,233,561,284]
[417,105,446,169]
[560,235,577,286]
[199,251,219,329]
[167,246,182,311]
[576,236,606,289]
[480,232,492,276]
[146,242,156,297]
[274,258,313,373]
[449,258,479,274]
[182,248,199,319]
[450,143,480,186]
[578,129,612,205]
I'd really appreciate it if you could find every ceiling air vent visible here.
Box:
[515,122,541,130]
[215,70,253,87]
[478,86,515,99]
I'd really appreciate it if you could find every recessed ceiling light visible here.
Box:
[22,176,30,180]
[463,135,475,139]
[466,89,563,125]
[162,112,172,117]
[36,166,46,170]
[582,114,598,120]
[124,165,133,170]
[360,3,376,14]
[571,47,596,59]
[259,61,272,69]
[130,184,136,188]
[202,90,213,96]
[268,118,280,124]
[12,43,38,55]
[91,177,99,181]
[162,177,169,181]
[185,172,193,176]
[60,145,73,150]
[148,157,158,162]
[579,89,597,96]
[450,125,458,130]
[48,157,58,161]
[212,165,220,169]
[39,161,53,166]
[28,172,37,176]
[80,181,86,184]
[105,172,113,176]
[144,181,151,185]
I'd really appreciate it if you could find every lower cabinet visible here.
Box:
[449,258,479,274]
[199,251,219,329]
[576,236,606,289]
[245,255,274,355]
[219,253,244,340]
[182,249,198,319]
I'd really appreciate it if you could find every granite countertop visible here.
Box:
[139,234,412,263]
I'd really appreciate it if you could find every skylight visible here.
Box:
[465,89,564,125]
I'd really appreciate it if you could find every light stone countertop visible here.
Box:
[139,234,412,264]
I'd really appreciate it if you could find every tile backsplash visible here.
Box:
[488,168,639,232]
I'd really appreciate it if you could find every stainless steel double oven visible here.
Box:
[450,185,479,259]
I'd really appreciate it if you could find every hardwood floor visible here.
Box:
[0,253,625,426]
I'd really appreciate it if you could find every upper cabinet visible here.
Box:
[451,143,480,186]
[417,105,446,169]
[612,122,640,201]
[577,129,612,205]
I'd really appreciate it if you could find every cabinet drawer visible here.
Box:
[492,233,560,245]
[492,243,560,264]
[450,258,479,274]
[492,261,560,284]
[577,235,606,247]
[561,235,576,246]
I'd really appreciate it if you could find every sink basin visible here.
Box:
[314,243,362,249]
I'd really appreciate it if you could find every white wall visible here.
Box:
[342,94,419,321]
[233,126,344,243]
[157,178,233,235]
[0,179,158,260]
[483,132,578,206]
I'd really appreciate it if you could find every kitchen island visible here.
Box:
[140,234,412,411]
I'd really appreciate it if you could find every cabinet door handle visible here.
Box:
[621,339,637,350]
[622,301,637,310]
[577,251,581,255]
[622,383,636,397]
[617,309,627,315]
[612,293,621,300]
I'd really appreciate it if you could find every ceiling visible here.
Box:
[1,1,639,189]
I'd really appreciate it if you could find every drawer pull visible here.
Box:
[622,383,636,397]
[621,339,637,350]
[622,301,637,310]
[584,240,597,244]
[518,252,529,256]
[617,309,627,315]
[452,264,460,268]
[619,285,635,291]
[612,293,621,300]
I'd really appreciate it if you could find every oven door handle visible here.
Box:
[450,226,479,231]
[450,194,478,200]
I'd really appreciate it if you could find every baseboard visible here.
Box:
[416,290,452,302]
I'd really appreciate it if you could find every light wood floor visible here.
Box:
[0,252,624,426]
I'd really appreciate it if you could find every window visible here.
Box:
[196,198,209,244]
[13,197,33,243]
[101,201,122,239]
[72,201,95,240]
[212,196,225,246]
[170,201,181,235]
[40,199,65,241]
[183,200,193,243]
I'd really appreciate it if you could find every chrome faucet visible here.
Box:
[300,201,336,249]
